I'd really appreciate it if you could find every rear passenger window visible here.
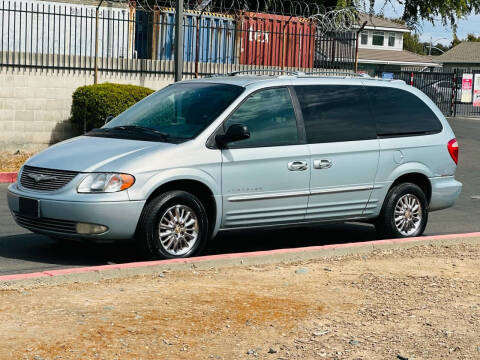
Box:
[293,85,376,144]
[366,86,442,136]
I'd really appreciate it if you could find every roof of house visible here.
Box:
[358,48,440,66]
[437,42,480,64]
[356,13,409,31]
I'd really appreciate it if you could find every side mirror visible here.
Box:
[215,124,250,148]
[105,115,114,125]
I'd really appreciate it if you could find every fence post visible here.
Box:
[174,0,184,82]
[94,0,104,84]
[451,70,457,117]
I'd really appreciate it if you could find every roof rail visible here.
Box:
[302,71,370,78]
[228,69,302,76]
[221,69,372,79]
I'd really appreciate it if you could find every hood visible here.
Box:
[26,136,175,172]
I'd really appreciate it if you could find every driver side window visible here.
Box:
[224,87,299,148]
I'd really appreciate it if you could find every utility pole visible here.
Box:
[174,0,184,82]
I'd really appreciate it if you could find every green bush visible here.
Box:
[70,82,154,133]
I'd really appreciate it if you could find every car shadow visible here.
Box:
[0,222,378,272]
[205,222,379,254]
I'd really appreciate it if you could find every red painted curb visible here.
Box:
[0,172,17,183]
[1,231,480,282]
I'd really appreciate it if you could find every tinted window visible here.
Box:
[224,87,299,148]
[366,86,442,136]
[103,83,244,141]
[294,85,376,143]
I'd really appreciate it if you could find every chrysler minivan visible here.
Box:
[7,73,462,258]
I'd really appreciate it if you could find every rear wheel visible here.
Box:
[375,182,428,239]
[137,190,208,259]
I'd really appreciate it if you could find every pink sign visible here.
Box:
[463,78,473,90]
[461,74,473,103]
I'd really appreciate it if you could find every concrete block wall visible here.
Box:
[0,68,174,152]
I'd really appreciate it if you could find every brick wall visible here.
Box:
[0,69,174,152]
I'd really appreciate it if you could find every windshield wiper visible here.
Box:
[109,125,170,139]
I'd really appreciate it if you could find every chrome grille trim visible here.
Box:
[13,213,77,234]
[20,165,79,192]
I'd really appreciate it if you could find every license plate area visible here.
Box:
[18,197,39,218]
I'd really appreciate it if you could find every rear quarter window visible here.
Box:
[366,86,443,137]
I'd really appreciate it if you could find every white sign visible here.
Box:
[473,74,480,107]
[461,73,473,103]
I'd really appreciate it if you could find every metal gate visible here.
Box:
[452,70,480,118]
[375,70,480,118]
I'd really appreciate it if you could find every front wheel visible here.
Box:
[137,191,209,259]
[375,183,428,239]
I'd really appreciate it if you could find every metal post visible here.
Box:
[354,21,367,73]
[94,0,104,84]
[452,70,458,117]
[281,16,293,71]
[174,0,184,82]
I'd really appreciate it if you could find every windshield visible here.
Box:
[97,82,244,142]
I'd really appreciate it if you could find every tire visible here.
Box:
[137,190,209,259]
[374,182,428,239]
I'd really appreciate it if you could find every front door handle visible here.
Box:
[288,161,308,171]
[313,159,333,169]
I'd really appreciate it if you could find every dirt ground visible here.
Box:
[1,243,480,360]
[0,151,33,172]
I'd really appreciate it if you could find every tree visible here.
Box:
[367,0,480,30]
[466,33,480,42]
[434,43,449,54]
[403,32,426,55]
[451,34,462,48]
[447,33,480,49]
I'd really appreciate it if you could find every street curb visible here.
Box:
[0,172,17,183]
[1,231,480,285]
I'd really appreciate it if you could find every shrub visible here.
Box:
[70,82,155,133]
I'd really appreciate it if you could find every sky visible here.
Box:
[366,0,480,46]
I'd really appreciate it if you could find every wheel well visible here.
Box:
[390,173,432,203]
[146,180,217,235]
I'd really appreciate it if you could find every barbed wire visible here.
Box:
[311,8,358,33]
[120,0,358,31]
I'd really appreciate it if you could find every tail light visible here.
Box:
[447,138,459,165]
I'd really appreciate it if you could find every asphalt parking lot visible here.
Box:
[0,117,479,275]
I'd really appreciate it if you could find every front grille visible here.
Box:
[13,213,77,234]
[20,165,79,192]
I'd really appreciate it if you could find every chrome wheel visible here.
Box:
[394,194,422,236]
[158,205,199,256]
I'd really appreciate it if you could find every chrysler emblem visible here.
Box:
[27,173,58,182]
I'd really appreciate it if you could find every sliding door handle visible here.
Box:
[313,159,333,169]
[288,161,308,171]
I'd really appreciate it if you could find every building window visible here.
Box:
[388,32,396,47]
[372,31,384,46]
[361,32,368,45]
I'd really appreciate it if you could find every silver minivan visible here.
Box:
[7,74,462,258]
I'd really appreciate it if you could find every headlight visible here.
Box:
[77,173,135,193]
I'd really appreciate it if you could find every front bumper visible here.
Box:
[7,184,146,241]
[429,176,462,211]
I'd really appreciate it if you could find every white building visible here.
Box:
[354,14,440,75]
